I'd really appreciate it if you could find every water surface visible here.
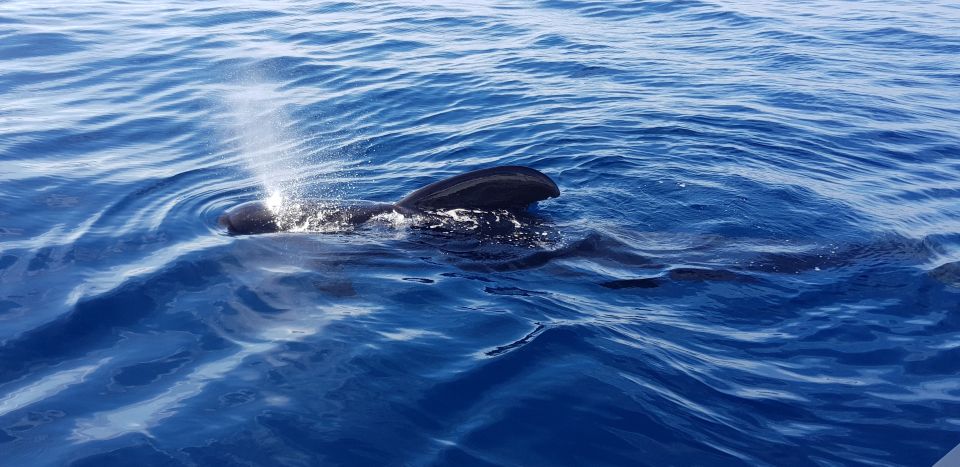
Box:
[1,1,959,465]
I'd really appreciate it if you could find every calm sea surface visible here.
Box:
[1,1,959,465]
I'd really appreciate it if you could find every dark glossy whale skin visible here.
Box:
[219,166,560,235]
[218,201,400,235]
[218,201,280,235]
[397,165,560,210]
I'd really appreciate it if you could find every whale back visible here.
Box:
[396,166,560,211]
[219,166,560,235]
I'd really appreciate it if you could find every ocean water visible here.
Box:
[1,0,959,465]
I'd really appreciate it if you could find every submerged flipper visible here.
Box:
[396,166,560,211]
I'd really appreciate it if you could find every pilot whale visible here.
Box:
[219,165,561,235]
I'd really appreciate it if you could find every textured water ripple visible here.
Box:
[1,0,959,466]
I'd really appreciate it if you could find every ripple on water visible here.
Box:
[0,0,959,466]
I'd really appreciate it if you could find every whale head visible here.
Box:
[218,201,280,235]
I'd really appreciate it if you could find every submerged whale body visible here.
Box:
[219,166,561,235]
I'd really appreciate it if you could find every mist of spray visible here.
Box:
[222,69,360,230]
[225,78,303,212]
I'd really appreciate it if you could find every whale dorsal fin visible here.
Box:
[396,166,560,211]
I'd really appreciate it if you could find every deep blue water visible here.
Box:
[2,1,960,465]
